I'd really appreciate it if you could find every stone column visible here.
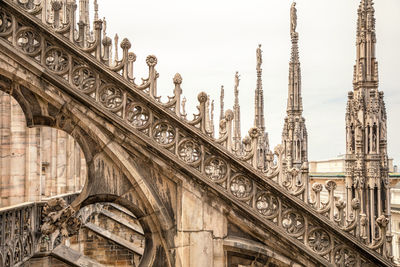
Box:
[51,128,57,196]
[41,127,52,197]
[0,92,11,207]
[57,130,67,194]
[25,127,40,202]
[10,96,26,205]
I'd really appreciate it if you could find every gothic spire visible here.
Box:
[233,72,241,151]
[287,2,303,115]
[219,85,224,122]
[353,0,378,86]
[254,44,265,132]
[282,2,308,170]
[345,0,389,244]
[79,0,89,24]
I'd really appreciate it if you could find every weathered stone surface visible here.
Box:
[189,232,213,267]
[0,0,395,266]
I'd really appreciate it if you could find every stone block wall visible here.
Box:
[69,228,139,266]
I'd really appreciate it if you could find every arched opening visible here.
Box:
[0,91,87,207]
[0,77,172,266]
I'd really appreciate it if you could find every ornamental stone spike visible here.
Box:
[254,44,265,132]
[219,85,224,122]
[345,0,390,244]
[354,0,378,84]
[94,0,99,21]
[114,33,119,64]
[282,1,308,178]
[253,44,270,171]
[233,71,242,153]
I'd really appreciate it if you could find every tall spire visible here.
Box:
[282,2,308,170]
[79,0,89,24]
[253,44,270,171]
[353,0,378,86]
[254,44,265,132]
[219,85,224,122]
[287,2,303,115]
[345,0,390,244]
[233,72,242,152]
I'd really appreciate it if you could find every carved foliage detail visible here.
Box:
[41,198,81,244]
[282,210,305,236]
[230,175,252,200]
[153,122,175,146]
[256,192,279,218]
[178,139,201,164]
[72,66,97,93]
[126,103,149,128]
[307,228,331,254]
[99,84,123,111]
[0,10,12,36]
[204,157,227,182]
[16,27,41,55]
[334,246,357,266]
[45,47,69,73]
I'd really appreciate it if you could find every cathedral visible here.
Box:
[0,0,397,266]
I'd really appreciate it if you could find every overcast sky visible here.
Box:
[95,0,400,164]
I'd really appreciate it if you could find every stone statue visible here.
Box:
[181,96,187,116]
[256,44,262,71]
[290,2,297,34]
[234,71,240,89]
[103,17,107,36]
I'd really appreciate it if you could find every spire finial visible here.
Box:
[102,17,107,36]
[256,44,262,71]
[233,72,242,153]
[290,2,297,34]
[234,71,240,94]
[94,0,99,21]
[114,34,119,64]
[219,85,225,122]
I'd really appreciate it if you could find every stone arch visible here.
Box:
[77,197,154,266]
[0,72,175,266]
[0,83,88,204]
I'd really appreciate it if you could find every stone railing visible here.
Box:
[0,1,394,265]
[0,193,79,267]
[0,202,37,267]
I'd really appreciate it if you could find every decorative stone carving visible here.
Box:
[16,0,40,12]
[146,55,157,67]
[0,10,12,36]
[72,67,97,93]
[16,28,41,55]
[307,228,331,254]
[178,138,201,164]
[99,84,123,111]
[153,122,175,146]
[126,103,149,128]
[204,157,227,182]
[40,198,81,250]
[44,47,69,73]
[256,192,279,218]
[0,0,393,264]
[230,175,252,199]
[282,210,305,236]
[290,2,297,33]
[334,246,357,266]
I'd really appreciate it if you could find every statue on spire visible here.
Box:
[256,44,262,71]
[290,2,297,34]
[234,71,240,91]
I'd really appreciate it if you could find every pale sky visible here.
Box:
[95,0,400,164]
